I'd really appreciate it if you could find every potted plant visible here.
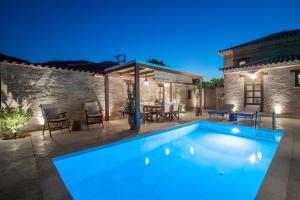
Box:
[125,92,136,130]
[0,106,33,139]
[192,79,202,116]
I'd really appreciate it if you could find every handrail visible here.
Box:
[272,112,276,131]
[254,111,258,128]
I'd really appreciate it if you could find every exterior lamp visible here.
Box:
[249,73,256,80]
[164,82,170,87]
[144,76,149,86]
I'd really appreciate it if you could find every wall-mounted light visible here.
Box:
[144,76,149,86]
[249,73,256,80]
[164,82,170,87]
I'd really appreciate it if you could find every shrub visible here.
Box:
[0,107,33,139]
[125,92,135,115]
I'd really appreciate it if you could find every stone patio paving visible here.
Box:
[0,112,300,200]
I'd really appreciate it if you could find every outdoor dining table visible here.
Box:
[142,105,164,121]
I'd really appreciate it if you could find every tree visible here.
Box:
[202,78,224,89]
[147,58,166,66]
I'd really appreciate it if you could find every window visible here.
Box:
[235,57,250,66]
[158,85,164,102]
[245,74,262,106]
[239,60,247,66]
[296,71,300,87]
[188,90,192,100]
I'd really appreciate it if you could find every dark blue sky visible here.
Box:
[1,0,300,80]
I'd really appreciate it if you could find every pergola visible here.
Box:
[103,60,202,130]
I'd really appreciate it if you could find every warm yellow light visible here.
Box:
[274,104,283,114]
[37,116,45,125]
[144,80,149,86]
[249,73,256,80]
[232,106,237,112]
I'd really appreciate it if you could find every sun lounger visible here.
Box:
[234,105,261,121]
[208,104,234,120]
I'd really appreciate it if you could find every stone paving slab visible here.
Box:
[1,113,300,200]
[0,137,43,200]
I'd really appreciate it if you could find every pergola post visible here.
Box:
[134,64,140,130]
[104,73,109,121]
[170,82,173,102]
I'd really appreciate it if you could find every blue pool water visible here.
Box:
[53,121,283,200]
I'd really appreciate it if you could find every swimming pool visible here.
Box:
[53,121,283,200]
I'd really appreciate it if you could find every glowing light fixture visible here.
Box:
[232,128,240,134]
[249,154,256,164]
[165,148,170,156]
[189,146,195,155]
[164,82,170,87]
[249,73,256,80]
[145,157,150,165]
[144,76,149,86]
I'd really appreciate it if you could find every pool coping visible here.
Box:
[50,120,287,200]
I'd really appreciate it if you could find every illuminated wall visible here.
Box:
[224,65,300,115]
[0,62,127,130]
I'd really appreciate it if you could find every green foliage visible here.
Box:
[202,78,224,89]
[125,92,135,115]
[147,58,166,66]
[0,107,33,139]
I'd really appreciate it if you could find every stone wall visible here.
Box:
[1,62,196,131]
[264,65,300,115]
[172,83,195,110]
[224,64,300,115]
[215,87,225,109]
[224,72,244,111]
[0,62,127,131]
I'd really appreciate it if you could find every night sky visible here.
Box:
[1,0,300,80]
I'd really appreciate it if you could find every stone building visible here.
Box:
[0,53,201,130]
[218,29,300,116]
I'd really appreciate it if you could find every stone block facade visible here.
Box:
[224,72,244,111]
[1,62,196,131]
[263,65,300,115]
[221,30,300,116]
[224,64,300,115]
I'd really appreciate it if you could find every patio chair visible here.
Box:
[40,104,71,137]
[234,105,261,122]
[163,102,173,120]
[208,104,234,120]
[141,105,152,123]
[84,101,104,129]
[172,103,180,119]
